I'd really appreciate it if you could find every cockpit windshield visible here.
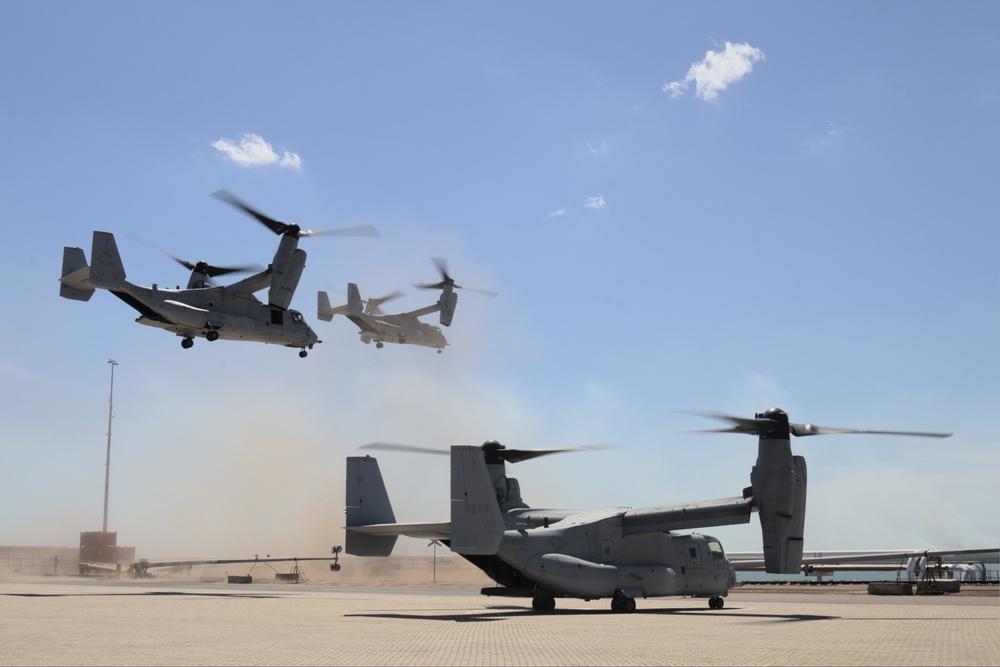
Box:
[706,540,727,565]
[290,311,304,324]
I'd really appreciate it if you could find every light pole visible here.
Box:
[428,539,442,582]
[102,359,118,533]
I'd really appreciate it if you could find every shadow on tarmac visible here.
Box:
[2,591,280,599]
[347,604,840,623]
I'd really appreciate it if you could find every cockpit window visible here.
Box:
[290,311,304,324]
[707,540,727,565]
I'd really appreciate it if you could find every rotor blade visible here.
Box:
[413,257,497,296]
[308,224,381,238]
[679,411,781,437]
[359,442,617,461]
[789,423,952,438]
[359,442,449,456]
[499,447,595,463]
[211,189,288,235]
[459,285,499,298]
[127,233,259,280]
[202,262,262,278]
[680,411,952,439]
[366,290,406,313]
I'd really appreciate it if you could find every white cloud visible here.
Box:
[211,133,303,170]
[547,208,567,218]
[586,141,610,155]
[664,41,765,101]
[585,194,606,210]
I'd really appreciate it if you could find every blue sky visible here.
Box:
[1,2,997,560]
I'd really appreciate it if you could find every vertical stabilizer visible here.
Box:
[345,456,398,556]
[88,232,126,288]
[59,246,95,301]
[450,445,504,555]
[347,283,364,314]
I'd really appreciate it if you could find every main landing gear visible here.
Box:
[611,592,636,613]
[181,337,194,349]
[708,596,725,609]
[531,596,555,612]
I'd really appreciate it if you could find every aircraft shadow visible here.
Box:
[347,605,839,623]
[3,591,279,600]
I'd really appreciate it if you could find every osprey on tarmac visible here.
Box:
[344,408,951,612]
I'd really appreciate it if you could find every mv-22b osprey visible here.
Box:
[317,259,497,353]
[345,409,950,612]
[58,191,379,357]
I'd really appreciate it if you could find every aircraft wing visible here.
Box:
[347,314,383,334]
[619,496,754,535]
[399,304,440,320]
[222,268,272,297]
[727,547,1000,571]
[346,521,451,541]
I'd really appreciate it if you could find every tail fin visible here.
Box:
[59,246,95,301]
[317,291,336,321]
[347,283,364,314]
[317,285,361,322]
[450,445,504,555]
[345,456,398,556]
[88,231,126,288]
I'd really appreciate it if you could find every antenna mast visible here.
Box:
[102,359,118,533]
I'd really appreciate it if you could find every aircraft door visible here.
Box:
[684,540,703,590]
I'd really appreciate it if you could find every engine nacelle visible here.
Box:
[269,247,306,310]
[752,441,807,574]
[439,290,458,327]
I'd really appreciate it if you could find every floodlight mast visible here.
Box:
[102,359,118,533]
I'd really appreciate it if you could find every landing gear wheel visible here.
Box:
[181,337,194,349]
[611,593,636,613]
[299,349,308,358]
[206,330,219,342]
[531,596,555,612]
[708,596,724,610]
[376,342,384,349]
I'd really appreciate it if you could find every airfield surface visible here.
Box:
[2,576,997,666]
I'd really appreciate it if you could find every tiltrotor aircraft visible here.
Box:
[345,408,950,612]
[58,190,378,357]
[317,258,496,353]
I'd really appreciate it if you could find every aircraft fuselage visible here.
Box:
[112,280,319,348]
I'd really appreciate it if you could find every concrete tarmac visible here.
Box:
[2,577,998,666]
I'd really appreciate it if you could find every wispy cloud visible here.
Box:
[664,41,765,101]
[212,133,303,169]
[586,141,610,156]
[547,208,567,218]
[804,121,849,152]
[585,194,606,210]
